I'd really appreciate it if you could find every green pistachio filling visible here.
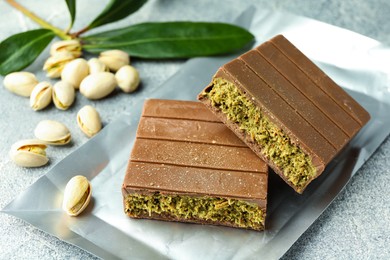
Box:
[125,193,264,230]
[203,78,316,190]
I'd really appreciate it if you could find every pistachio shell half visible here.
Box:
[30,81,53,111]
[77,105,102,137]
[52,81,75,110]
[34,120,71,145]
[9,139,49,167]
[88,58,109,74]
[61,58,89,89]
[115,65,140,93]
[62,175,92,216]
[3,72,38,97]
[79,72,117,100]
[98,50,129,72]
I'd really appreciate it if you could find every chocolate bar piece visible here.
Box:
[122,99,268,231]
[198,35,370,193]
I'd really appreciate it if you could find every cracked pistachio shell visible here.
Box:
[77,105,102,137]
[9,139,49,167]
[79,72,116,100]
[50,39,82,58]
[62,175,92,216]
[98,50,129,72]
[30,81,52,111]
[52,81,75,110]
[43,52,74,78]
[61,58,89,89]
[115,65,140,93]
[3,72,38,97]
[34,120,71,145]
[88,58,108,74]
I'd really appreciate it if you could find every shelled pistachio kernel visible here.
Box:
[30,81,53,111]
[34,120,71,145]
[9,139,49,167]
[63,175,92,216]
[43,52,75,78]
[3,71,38,97]
[115,65,140,93]
[88,58,108,74]
[61,58,89,89]
[98,50,129,72]
[79,72,117,100]
[52,81,75,110]
[77,105,102,137]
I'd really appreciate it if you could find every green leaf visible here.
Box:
[65,0,76,29]
[86,0,148,30]
[0,29,55,75]
[82,22,254,58]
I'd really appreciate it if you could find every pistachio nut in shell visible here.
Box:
[61,58,89,89]
[50,39,82,58]
[88,58,108,74]
[3,71,38,97]
[34,120,71,145]
[9,139,49,167]
[115,65,140,93]
[77,105,102,137]
[62,175,92,216]
[79,72,116,100]
[30,81,53,111]
[98,49,129,72]
[52,81,75,110]
[43,52,74,78]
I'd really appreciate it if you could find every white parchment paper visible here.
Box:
[3,8,390,260]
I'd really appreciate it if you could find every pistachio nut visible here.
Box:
[30,81,53,111]
[50,39,82,58]
[77,105,102,137]
[9,139,49,167]
[88,58,109,74]
[79,72,116,100]
[43,52,74,78]
[62,175,92,216]
[61,58,89,89]
[3,71,38,97]
[52,81,75,110]
[34,120,71,145]
[115,65,140,93]
[98,49,129,72]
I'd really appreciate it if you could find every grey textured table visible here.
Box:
[1,0,390,259]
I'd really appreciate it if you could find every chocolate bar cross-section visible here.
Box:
[122,99,268,231]
[198,34,370,193]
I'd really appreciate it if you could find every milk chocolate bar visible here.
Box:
[122,99,268,230]
[198,35,370,193]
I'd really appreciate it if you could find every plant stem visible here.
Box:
[71,26,90,38]
[5,0,71,40]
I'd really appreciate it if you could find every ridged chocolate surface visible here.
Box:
[269,35,370,126]
[123,99,268,205]
[198,34,370,193]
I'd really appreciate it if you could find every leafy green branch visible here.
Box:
[0,0,254,75]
